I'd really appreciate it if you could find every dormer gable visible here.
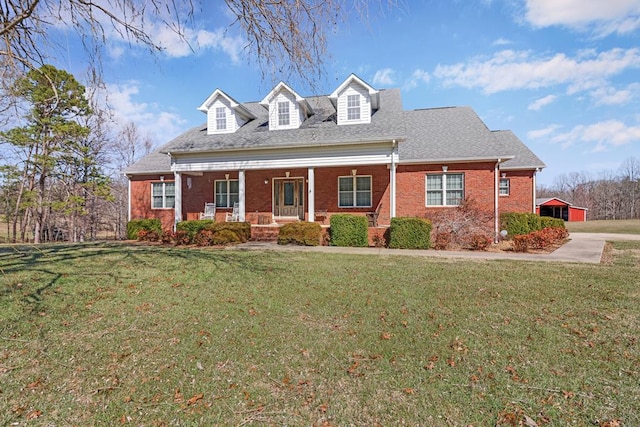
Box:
[260,82,313,131]
[329,74,379,125]
[198,89,256,135]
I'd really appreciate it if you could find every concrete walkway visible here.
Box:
[234,233,640,264]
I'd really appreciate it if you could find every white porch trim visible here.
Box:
[238,169,246,221]
[174,172,183,226]
[308,167,315,222]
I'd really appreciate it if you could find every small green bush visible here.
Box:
[204,222,251,243]
[176,220,215,240]
[539,216,565,229]
[127,218,162,240]
[278,222,322,246]
[388,217,432,249]
[329,214,369,247]
[500,212,542,238]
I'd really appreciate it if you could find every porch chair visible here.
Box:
[366,203,383,227]
[225,202,240,222]
[200,203,216,220]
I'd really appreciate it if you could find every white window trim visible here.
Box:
[215,178,239,208]
[278,101,290,126]
[499,178,510,196]
[215,107,226,130]
[338,175,372,208]
[347,94,360,121]
[151,181,175,209]
[425,173,464,207]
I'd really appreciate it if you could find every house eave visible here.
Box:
[398,155,515,165]
[164,137,405,156]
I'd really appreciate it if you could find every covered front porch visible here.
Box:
[174,165,395,228]
[169,139,399,228]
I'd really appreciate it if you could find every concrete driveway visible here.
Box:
[236,233,640,264]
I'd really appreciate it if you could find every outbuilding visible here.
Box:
[536,197,587,222]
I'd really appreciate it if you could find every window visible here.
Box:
[338,175,371,207]
[151,182,175,209]
[499,178,510,196]
[215,107,226,130]
[426,173,464,206]
[347,94,360,120]
[215,179,239,208]
[278,101,290,126]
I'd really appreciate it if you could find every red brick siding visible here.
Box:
[129,175,175,231]
[395,162,496,220]
[498,170,535,214]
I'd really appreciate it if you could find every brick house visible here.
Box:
[124,74,545,238]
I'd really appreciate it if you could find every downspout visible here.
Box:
[494,159,502,242]
[127,175,132,223]
[533,168,539,213]
[390,140,397,218]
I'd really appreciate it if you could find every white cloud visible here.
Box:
[589,83,640,105]
[372,68,396,86]
[492,38,512,46]
[528,94,557,111]
[525,0,640,36]
[433,48,640,94]
[527,124,561,139]
[96,82,187,145]
[404,69,430,90]
[550,120,640,151]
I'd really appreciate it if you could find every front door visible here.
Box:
[274,178,304,219]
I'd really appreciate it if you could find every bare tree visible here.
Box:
[619,156,640,219]
[1,0,398,94]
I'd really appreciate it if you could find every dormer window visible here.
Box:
[215,107,226,130]
[198,89,256,135]
[329,74,379,126]
[278,101,290,126]
[347,94,360,120]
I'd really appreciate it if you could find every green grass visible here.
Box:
[567,219,640,234]
[1,242,639,426]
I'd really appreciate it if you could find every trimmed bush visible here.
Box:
[539,216,566,229]
[388,217,432,249]
[176,220,215,240]
[278,222,322,246]
[329,214,368,247]
[500,212,542,238]
[127,218,161,240]
[204,222,251,243]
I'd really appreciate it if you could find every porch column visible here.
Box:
[238,169,246,222]
[174,172,183,226]
[308,167,315,222]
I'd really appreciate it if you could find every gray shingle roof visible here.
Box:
[123,87,545,175]
[493,130,546,170]
[399,107,514,163]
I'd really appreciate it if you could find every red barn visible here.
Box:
[536,197,587,222]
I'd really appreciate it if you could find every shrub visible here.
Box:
[388,217,432,249]
[500,212,542,238]
[194,229,214,246]
[539,216,565,229]
[161,230,175,244]
[137,229,160,242]
[174,230,191,246]
[204,222,251,243]
[329,214,368,247]
[513,234,530,252]
[211,229,242,245]
[512,226,569,252]
[468,233,493,251]
[127,218,162,240]
[429,198,494,249]
[432,231,452,250]
[176,220,215,240]
[278,222,322,246]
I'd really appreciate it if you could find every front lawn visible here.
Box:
[1,243,638,425]
[567,219,640,234]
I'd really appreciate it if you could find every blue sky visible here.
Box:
[55,0,640,186]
